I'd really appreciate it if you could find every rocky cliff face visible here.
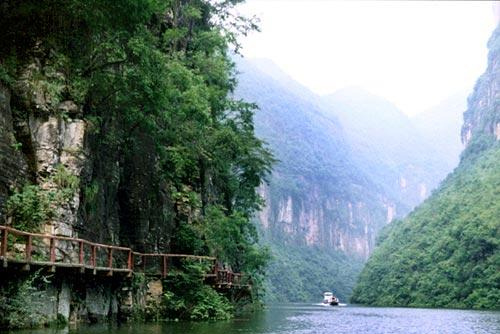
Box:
[0,66,86,238]
[258,183,386,258]
[0,83,29,213]
[0,57,173,253]
[234,58,391,259]
[462,25,500,147]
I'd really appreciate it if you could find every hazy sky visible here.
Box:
[238,1,498,116]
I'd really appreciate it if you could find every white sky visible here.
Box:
[238,1,498,116]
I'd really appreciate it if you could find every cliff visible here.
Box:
[0,1,272,327]
[235,58,391,259]
[0,83,29,211]
[234,59,403,301]
[351,24,500,309]
[234,56,462,302]
[462,26,500,149]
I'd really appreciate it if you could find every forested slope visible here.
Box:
[351,25,500,310]
[234,57,466,303]
[234,58,390,302]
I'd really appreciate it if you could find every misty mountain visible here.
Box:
[352,25,500,309]
[234,57,391,301]
[234,57,462,302]
[323,87,452,211]
[412,93,467,169]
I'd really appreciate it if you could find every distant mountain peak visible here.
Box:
[327,86,375,97]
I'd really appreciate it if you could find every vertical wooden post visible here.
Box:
[90,245,97,267]
[79,241,84,265]
[1,229,8,259]
[49,237,56,263]
[107,248,113,276]
[21,234,33,271]
[162,255,167,278]
[142,255,146,273]
[91,245,97,275]
[107,248,113,268]
[49,237,56,272]
[127,251,134,277]
[79,241,85,273]
[127,251,133,270]
[26,235,32,263]
[213,260,218,278]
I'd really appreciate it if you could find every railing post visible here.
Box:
[79,241,84,265]
[127,251,133,271]
[213,261,218,279]
[142,255,146,273]
[107,248,113,276]
[162,255,167,278]
[107,248,113,268]
[49,237,56,263]
[90,245,96,267]
[78,241,85,273]
[26,235,32,263]
[1,229,8,267]
[49,237,56,272]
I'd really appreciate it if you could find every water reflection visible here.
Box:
[2,304,500,334]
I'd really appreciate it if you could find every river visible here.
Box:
[3,304,500,334]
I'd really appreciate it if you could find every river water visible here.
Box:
[4,304,500,334]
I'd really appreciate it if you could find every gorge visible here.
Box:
[0,0,498,332]
[234,57,467,302]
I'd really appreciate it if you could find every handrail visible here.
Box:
[0,225,245,287]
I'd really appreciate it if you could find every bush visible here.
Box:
[0,271,52,329]
[6,164,80,231]
[6,184,53,231]
[162,259,233,321]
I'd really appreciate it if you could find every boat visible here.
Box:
[322,291,340,306]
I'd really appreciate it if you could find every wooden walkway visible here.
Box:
[0,225,246,288]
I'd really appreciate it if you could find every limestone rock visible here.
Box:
[0,83,28,217]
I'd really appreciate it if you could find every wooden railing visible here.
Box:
[0,225,246,287]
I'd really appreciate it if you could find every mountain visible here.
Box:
[412,93,467,171]
[351,24,500,310]
[234,57,392,301]
[323,87,450,211]
[234,51,467,302]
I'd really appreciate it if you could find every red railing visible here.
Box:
[0,225,246,286]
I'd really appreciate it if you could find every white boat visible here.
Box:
[322,291,339,306]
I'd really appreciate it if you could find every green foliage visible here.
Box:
[351,144,500,310]
[6,164,80,231]
[0,271,53,329]
[188,286,233,321]
[51,164,80,201]
[460,132,495,162]
[0,64,13,85]
[263,241,364,303]
[1,0,272,318]
[200,206,270,274]
[163,259,233,321]
[6,184,53,231]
